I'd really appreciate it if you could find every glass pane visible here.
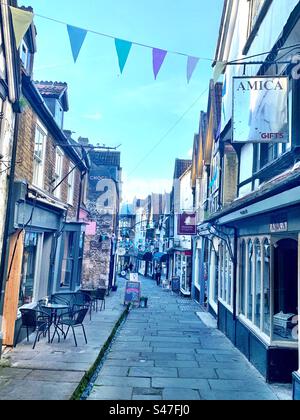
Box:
[214,252,219,305]
[247,240,253,321]
[254,240,262,329]
[60,232,75,288]
[239,241,246,315]
[219,245,223,300]
[263,240,271,336]
[19,233,39,306]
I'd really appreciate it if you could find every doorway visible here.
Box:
[273,238,298,342]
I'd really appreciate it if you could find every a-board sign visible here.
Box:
[124,281,141,306]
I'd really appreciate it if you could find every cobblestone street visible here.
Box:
[88,276,282,401]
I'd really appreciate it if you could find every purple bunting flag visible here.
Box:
[152,48,167,79]
[187,56,199,83]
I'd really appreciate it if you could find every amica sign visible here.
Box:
[232,76,289,144]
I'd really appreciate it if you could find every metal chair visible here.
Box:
[14,308,51,349]
[94,288,106,312]
[73,292,93,320]
[57,308,88,347]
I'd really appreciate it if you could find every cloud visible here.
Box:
[187,148,193,158]
[83,112,103,121]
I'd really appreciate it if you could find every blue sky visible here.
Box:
[22,0,223,201]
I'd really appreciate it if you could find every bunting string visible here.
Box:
[7,6,300,82]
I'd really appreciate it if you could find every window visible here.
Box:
[33,122,47,188]
[20,40,29,72]
[254,240,262,328]
[219,243,233,308]
[53,148,64,199]
[248,0,266,34]
[60,232,75,289]
[247,240,254,321]
[19,233,39,307]
[238,236,272,341]
[67,164,75,205]
[239,240,246,316]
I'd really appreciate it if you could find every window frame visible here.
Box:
[53,147,64,199]
[67,163,75,206]
[32,120,47,189]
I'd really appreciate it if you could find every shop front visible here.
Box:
[173,249,192,296]
[137,252,153,277]
[208,201,300,384]
[2,184,86,346]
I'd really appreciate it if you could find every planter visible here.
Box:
[140,297,148,308]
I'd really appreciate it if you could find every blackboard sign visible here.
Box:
[124,281,141,306]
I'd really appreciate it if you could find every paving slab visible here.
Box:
[86,276,291,401]
[0,285,127,400]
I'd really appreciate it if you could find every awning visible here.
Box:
[137,252,153,262]
[153,252,169,263]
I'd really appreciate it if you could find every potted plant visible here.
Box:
[140,297,148,308]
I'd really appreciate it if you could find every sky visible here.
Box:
[22,0,223,202]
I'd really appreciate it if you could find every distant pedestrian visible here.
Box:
[129,262,134,272]
[155,265,162,286]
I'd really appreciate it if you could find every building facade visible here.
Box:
[81,147,121,290]
[0,14,89,346]
[193,0,300,395]
[0,0,21,350]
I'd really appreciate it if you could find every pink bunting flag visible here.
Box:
[187,56,199,83]
[153,48,167,79]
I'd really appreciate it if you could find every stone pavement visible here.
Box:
[88,276,283,401]
[0,286,127,400]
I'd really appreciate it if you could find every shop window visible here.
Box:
[263,239,271,335]
[273,239,298,343]
[254,240,262,329]
[60,232,75,289]
[247,240,254,321]
[239,240,246,316]
[219,244,224,300]
[19,233,39,306]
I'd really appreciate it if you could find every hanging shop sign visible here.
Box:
[177,212,197,236]
[232,76,289,143]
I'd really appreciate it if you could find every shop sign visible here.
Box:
[177,212,197,236]
[270,213,288,233]
[233,76,289,143]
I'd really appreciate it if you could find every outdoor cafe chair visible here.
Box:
[56,307,89,347]
[14,308,51,349]
[93,288,106,312]
[73,292,93,320]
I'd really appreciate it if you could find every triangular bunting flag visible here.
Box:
[153,48,167,79]
[67,25,88,63]
[10,6,34,49]
[187,56,199,83]
[115,39,132,74]
[213,61,227,83]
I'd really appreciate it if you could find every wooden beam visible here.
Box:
[2,231,24,346]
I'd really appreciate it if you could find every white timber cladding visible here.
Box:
[221,0,299,131]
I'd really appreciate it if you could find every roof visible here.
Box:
[173,159,192,180]
[35,81,69,111]
[90,151,121,168]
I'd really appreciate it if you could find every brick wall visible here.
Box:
[15,102,81,221]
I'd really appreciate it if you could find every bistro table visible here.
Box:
[41,303,70,343]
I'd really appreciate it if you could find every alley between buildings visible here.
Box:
[87,276,282,401]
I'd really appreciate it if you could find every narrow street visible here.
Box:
[88,276,279,401]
